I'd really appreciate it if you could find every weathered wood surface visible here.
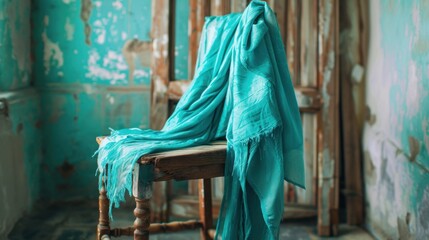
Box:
[199,179,214,240]
[211,0,231,16]
[133,164,153,240]
[140,142,226,167]
[150,0,171,130]
[231,0,248,12]
[317,0,340,236]
[109,220,202,237]
[97,179,110,240]
[286,0,300,85]
[150,0,172,223]
[188,0,210,79]
[339,0,365,226]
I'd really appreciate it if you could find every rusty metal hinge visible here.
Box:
[0,98,9,117]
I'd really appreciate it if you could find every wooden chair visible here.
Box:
[96,138,226,240]
[96,0,342,238]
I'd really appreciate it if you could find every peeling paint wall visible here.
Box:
[32,0,153,199]
[0,0,42,237]
[0,0,32,90]
[363,1,429,239]
[0,91,42,238]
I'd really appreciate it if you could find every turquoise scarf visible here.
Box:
[96,1,305,239]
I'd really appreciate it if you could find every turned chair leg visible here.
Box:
[198,179,213,240]
[133,164,154,240]
[134,198,151,240]
[97,178,111,240]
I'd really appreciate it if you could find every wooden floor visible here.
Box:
[8,200,373,240]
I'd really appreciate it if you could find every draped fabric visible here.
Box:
[96,1,305,239]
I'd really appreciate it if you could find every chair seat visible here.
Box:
[97,137,227,182]
[142,141,227,181]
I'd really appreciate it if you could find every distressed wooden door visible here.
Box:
[149,0,340,236]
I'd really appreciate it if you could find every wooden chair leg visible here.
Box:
[198,179,213,240]
[134,198,151,240]
[97,179,110,240]
[133,164,154,240]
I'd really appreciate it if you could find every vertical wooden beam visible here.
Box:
[188,0,198,79]
[150,0,171,130]
[198,179,213,240]
[339,0,365,226]
[150,0,171,223]
[188,0,210,79]
[285,0,301,85]
[317,0,340,236]
[231,0,247,12]
[211,0,231,16]
[187,0,211,197]
[300,0,318,87]
[272,0,286,44]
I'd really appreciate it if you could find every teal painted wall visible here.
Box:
[1,0,192,206]
[32,0,154,199]
[0,0,42,237]
[0,0,32,91]
[363,0,429,239]
[31,0,191,199]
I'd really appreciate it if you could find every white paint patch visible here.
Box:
[406,62,421,117]
[97,31,106,44]
[134,70,149,78]
[86,50,128,84]
[154,77,168,94]
[152,34,169,59]
[93,20,106,44]
[112,0,123,10]
[94,1,102,7]
[42,31,64,75]
[104,51,128,70]
[62,0,75,4]
[64,17,75,41]
[121,32,127,40]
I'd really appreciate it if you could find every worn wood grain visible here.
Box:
[211,0,231,16]
[317,0,340,236]
[188,0,198,80]
[339,0,365,226]
[300,0,318,87]
[140,142,226,167]
[272,0,286,44]
[286,0,301,85]
[150,0,171,223]
[199,179,214,240]
[150,0,171,130]
[231,0,247,12]
[109,220,202,236]
[97,178,110,240]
